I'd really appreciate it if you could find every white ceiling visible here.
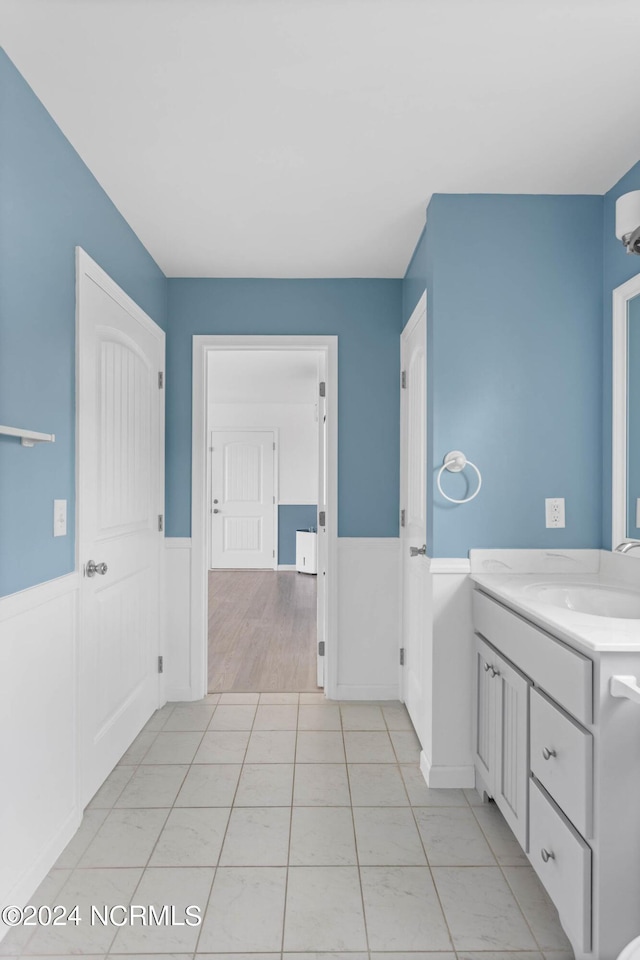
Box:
[2,0,640,277]
[208,350,320,404]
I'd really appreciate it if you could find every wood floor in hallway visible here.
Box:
[208,569,318,693]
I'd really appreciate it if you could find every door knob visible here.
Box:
[86,560,108,577]
[409,544,427,557]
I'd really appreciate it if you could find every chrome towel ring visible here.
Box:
[437,450,482,504]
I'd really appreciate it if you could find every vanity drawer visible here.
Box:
[530,688,593,837]
[473,590,593,724]
[529,777,591,952]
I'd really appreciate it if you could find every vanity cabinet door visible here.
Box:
[474,635,499,795]
[494,651,530,851]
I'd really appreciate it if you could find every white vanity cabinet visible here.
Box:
[472,586,640,960]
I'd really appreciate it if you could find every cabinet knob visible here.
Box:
[489,666,500,678]
[542,747,557,761]
[484,662,491,672]
[540,848,555,863]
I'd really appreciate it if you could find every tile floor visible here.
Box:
[1,693,574,959]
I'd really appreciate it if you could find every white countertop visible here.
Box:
[471,572,640,654]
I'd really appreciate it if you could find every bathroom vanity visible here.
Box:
[471,555,640,960]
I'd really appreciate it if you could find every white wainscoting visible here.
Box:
[420,557,475,788]
[0,573,81,935]
[335,538,401,700]
[164,538,193,701]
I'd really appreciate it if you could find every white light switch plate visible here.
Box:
[545,497,565,529]
[53,499,67,537]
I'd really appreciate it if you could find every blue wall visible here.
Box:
[403,194,604,557]
[165,279,402,538]
[602,161,640,547]
[0,49,167,596]
[278,505,317,564]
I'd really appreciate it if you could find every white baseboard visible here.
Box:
[420,750,475,789]
[277,564,296,571]
[334,684,399,701]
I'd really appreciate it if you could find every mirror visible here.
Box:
[612,276,640,546]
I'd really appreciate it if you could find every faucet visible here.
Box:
[615,540,640,554]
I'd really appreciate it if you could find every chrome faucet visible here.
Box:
[615,540,640,554]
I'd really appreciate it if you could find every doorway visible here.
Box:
[190,336,338,699]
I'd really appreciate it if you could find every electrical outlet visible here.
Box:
[545,497,565,529]
[53,499,67,537]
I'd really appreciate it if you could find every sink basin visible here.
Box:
[524,582,640,619]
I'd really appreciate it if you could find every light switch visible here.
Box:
[53,499,67,537]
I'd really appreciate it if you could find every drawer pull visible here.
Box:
[541,847,555,863]
[484,662,491,672]
[542,746,557,760]
[490,666,501,678]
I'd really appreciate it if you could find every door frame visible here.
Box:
[191,334,338,699]
[208,426,279,570]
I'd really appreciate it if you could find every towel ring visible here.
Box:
[437,450,482,504]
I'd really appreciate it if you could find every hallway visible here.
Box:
[3,695,572,957]
[208,571,317,693]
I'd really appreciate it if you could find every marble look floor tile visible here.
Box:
[464,787,485,806]
[290,807,357,865]
[541,953,575,960]
[218,692,260,705]
[299,692,328,704]
[371,954,455,960]
[283,867,367,951]
[389,729,421,763]
[245,730,297,763]
[194,731,250,764]
[457,953,543,960]
[293,764,351,806]
[298,705,342,730]
[381,705,415,731]
[253,705,299,730]
[78,808,167,867]
[115,764,189,808]
[414,807,497,866]
[54,809,108,868]
[259,692,300,704]
[87,764,135,808]
[353,807,426,865]
[343,731,396,763]
[340,705,386,730]
[141,731,203,764]
[0,869,71,956]
[399,766,468,807]
[143,703,175,731]
[118,730,157,764]
[174,763,241,806]
[110,867,214,953]
[198,867,287,952]
[348,764,409,806]
[432,866,538,950]
[361,866,452,951]
[235,763,294,806]
[285,954,368,960]
[199,955,279,960]
[149,807,230,866]
[26,868,142,954]
[201,693,221,704]
[208,704,257,730]
[296,731,345,763]
[503,866,573,951]
[219,807,291,865]
[472,804,528,866]
[163,704,216,731]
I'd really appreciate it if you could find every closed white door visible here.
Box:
[210,430,275,569]
[400,297,427,740]
[77,249,164,807]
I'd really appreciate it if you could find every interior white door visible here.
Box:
[77,249,164,807]
[210,430,275,569]
[400,297,427,739]
[316,366,327,687]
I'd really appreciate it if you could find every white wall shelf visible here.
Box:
[0,425,55,447]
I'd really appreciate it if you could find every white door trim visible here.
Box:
[191,334,338,699]
[612,272,640,548]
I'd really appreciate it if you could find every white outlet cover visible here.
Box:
[53,499,67,537]
[545,497,565,529]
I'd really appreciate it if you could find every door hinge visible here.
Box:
[273,549,275,558]
[158,655,164,674]
[273,441,276,450]
[319,510,326,527]
[158,514,164,532]
[401,370,406,389]
[273,495,275,503]
[400,509,406,528]
[318,641,325,657]
[319,381,326,397]
[399,648,405,666]
[158,371,164,389]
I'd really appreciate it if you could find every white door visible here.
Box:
[77,249,164,807]
[400,296,427,739]
[210,430,275,569]
[316,369,327,686]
